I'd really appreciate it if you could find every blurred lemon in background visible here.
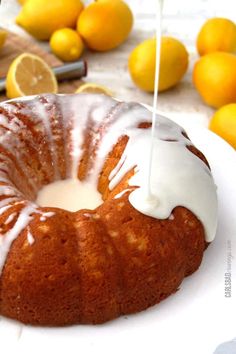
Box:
[197,17,236,56]
[6,53,58,98]
[18,0,28,4]
[209,103,236,148]
[16,0,84,40]
[193,52,236,108]
[75,83,113,95]
[77,0,133,51]
[128,36,188,92]
[50,28,84,62]
[0,30,7,50]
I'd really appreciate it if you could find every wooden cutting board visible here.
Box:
[0,31,84,101]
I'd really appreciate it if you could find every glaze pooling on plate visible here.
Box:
[0,93,217,277]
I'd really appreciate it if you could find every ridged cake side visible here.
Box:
[0,94,213,325]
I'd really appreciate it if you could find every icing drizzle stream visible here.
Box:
[146,0,163,202]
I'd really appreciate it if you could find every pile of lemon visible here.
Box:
[16,0,133,60]
[128,17,236,149]
[5,0,236,148]
[193,18,236,148]
[5,0,132,99]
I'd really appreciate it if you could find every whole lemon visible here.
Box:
[77,0,133,51]
[50,28,84,62]
[16,0,84,40]
[197,17,236,56]
[193,52,236,108]
[128,37,189,92]
[209,103,236,149]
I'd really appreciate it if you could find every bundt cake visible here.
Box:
[0,93,217,326]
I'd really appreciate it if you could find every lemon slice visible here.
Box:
[6,53,58,99]
[0,29,7,50]
[75,83,113,96]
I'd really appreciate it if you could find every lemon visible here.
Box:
[0,29,7,50]
[50,28,84,62]
[16,0,84,40]
[209,103,236,148]
[193,52,236,108]
[77,0,133,51]
[197,17,236,56]
[18,0,28,4]
[6,53,58,99]
[75,83,113,96]
[128,36,189,92]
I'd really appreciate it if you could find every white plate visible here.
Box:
[0,118,236,354]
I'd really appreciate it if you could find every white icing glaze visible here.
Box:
[5,212,17,225]
[27,228,35,245]
[41,212,55,218]
[28,98,60,180]
[0,121,38,193]
[59,93,117,178]
[0,197,21,213]
[0,185,21,197]
[114,188,133,199]
[146,0,163,199]
[39,212,55,222]
[0,201,55,273]
[0,93,217,277]
[108,119,217,242]
[0,204,35,272]
[36,178,102,212]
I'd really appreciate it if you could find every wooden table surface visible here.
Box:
[0,0,235,128]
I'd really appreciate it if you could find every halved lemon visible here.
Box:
[75,82,113,96]
[6,53,58,99]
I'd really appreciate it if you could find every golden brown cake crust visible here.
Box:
[0,94,209,326]
[0,200,206,326]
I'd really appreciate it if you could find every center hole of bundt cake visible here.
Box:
[36,179,103,212]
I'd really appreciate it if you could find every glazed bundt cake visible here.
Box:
[0,93,217,326]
